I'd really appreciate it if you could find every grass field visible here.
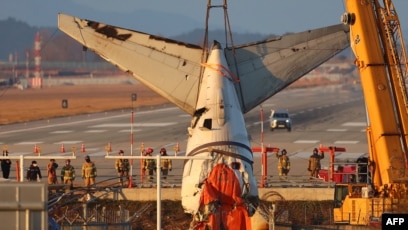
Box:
[0,84,168,125]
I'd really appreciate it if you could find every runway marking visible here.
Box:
[119,129,142,133]
[334,140,359,144]
[50,130,73,134]
[54,141,83,144]
[0,107,179,135]
[294,140,319,144]
[91,122,177,128]
[85,130,107,133]
[16,141,44,145]
[342,122,366,126]
[327,129,347,132]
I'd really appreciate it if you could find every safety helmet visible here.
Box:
[118,150,124,155]
[313,148,318,154]
[146,147,153,154]
[281,149,287,155]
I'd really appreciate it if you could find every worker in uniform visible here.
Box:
[115,150,130,187]
[26,160,42,182]
[82,155,97,187]
[308,148,324,178]
[159,148,172,180]
[143,147,156,182]
[61,159,76,189]
[1,150,12,179]
[276,149,290,177]
[47,159,59,184]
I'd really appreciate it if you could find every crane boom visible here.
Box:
[333,0,408,225]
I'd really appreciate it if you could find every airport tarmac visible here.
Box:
[0,86,368,188]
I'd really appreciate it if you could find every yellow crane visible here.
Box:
[334,0,408,225]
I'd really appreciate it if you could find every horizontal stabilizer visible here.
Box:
[226,24,350,113]
[59,13,349,115]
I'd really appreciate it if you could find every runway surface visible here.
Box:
[0,85,368,186]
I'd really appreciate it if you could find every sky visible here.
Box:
[2,0,408,37]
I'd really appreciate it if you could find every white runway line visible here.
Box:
[54,141,83,144]
[85,130,107,133]
[294,140,319,144]
[16,141,44,145]
[342,122,366,126]
[334,141,359,144]
[50,130,73,134]
[119,129,142,133]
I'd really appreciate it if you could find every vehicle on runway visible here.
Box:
[57,0,349,229]
[269,109,292,132]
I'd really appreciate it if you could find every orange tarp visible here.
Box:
[195,164,251,230]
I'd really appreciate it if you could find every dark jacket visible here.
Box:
[27,165,42,181]
[1,159,11,171]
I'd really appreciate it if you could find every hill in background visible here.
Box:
[0,17,274,63]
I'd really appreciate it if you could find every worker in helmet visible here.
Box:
[143,147,156,182]
[308,148,324,178]
[115,150,130,187]
[47,159,59,185]
[159,148,172,180]
[61,159,75,189]
[276,149,290,177]
[82,155,97,187]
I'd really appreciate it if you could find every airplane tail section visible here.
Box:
[226,24,350,113]
[59,13,349,115]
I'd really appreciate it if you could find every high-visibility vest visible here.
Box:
[82,161,97,178]
[61,165,75,180]
[278,156,290,169]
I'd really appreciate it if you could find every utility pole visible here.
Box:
[129,93,137,187]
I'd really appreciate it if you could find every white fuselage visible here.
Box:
[181,42,258,213]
